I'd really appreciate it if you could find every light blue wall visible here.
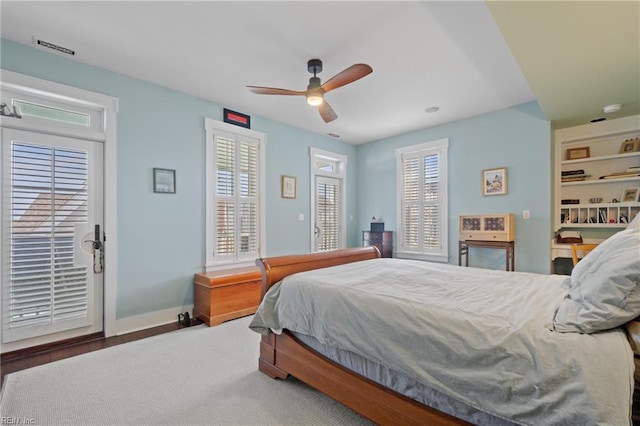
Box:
[357,103,553,273]
[2,38,553,322]
[1,39,358,319]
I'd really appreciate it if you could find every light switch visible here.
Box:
[523,210,530,220]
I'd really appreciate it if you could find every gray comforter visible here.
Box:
[249,258,634,425]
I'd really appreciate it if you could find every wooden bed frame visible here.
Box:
[255,247,469,425]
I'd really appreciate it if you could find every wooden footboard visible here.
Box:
[255,247,468,425]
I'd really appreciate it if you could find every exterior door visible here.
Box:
[1,127,104,344]
[313,176,343,252]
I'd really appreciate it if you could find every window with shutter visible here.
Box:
[204,119,265,270]
[396,138,449,262]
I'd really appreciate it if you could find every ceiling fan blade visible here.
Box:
[318,101,337,123]
[321,64,373,93]
[246,86,306,96]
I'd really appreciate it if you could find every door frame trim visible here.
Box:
[309,147,347,252]
[1,70,118,344]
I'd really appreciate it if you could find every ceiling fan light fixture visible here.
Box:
[307,88,324,106]
[307,94,323,106]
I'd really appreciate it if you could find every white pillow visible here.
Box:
[627,212,640,230]
[553,228,640,333]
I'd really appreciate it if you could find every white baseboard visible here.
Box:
[115,304,194,336]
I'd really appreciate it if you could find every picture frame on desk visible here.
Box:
[619,138,640,154]
[621,187,640,202]
[566,147,590,160]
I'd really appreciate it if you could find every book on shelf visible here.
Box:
[598,172,640,179]
[561,169,586,177]
[561,175,590,182]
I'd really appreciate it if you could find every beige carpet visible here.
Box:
[0,315,371,425]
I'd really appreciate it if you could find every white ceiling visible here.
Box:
[1,1,638,145]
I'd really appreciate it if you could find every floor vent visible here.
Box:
[33,38,75,56]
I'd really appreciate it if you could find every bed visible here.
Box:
[249,227,640,425]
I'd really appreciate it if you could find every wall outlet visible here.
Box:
[523,210,531,220]
[298,213,304,221]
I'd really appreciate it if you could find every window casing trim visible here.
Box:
[204,118,266,271]
[395,138,449,262]
[309,147,347,252]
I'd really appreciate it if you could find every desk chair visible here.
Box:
[571,244,598,266]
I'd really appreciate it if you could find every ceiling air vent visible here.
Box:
[33,37,75,56]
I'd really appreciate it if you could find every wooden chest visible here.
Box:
[194,266,262,326]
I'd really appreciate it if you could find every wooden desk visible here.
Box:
[458,240,515,271]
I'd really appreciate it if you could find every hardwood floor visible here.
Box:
[0,318,201,388]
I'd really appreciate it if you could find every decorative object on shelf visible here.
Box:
[153,168,176,194]
[482,167,507,196]
[621,187,640,202]
[281,175,296,199]
[619,138,640,154]
[370,217,385,233]
[566,147,591,160]
[589,197,603,204]
[556,230,582,244]
[223,108,251,129]
[562,199,580,204]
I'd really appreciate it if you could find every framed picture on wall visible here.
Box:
[153,168,176,194]
[483,167,507,196]
[281,175,296,199]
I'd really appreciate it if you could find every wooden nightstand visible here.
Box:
[194,266,262,326]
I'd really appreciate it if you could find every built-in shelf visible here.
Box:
[561,151,640,165]
[561,176,640,186]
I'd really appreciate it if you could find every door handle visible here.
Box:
[83,224,104,274]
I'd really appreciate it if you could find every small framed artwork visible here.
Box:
[619,138,640,154]
[281,175,296,199]
[153,168,176,194]
[566,147,590,160]
[621,187,640,203]
[483,167,507,196]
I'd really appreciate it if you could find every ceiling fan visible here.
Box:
[247,59,373,123]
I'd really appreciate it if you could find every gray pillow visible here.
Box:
[553,228,640,333]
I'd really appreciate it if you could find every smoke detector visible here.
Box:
[603,104,621,114]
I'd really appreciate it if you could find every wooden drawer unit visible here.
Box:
[459,213,515,242]
[194,266,262,326]
[362,230,393,258]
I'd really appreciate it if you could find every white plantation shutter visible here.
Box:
[396,139,448,262]
[215,136,235,257]
[209,124,262,266]
[8,142,89,330]
[316,177,340,251]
